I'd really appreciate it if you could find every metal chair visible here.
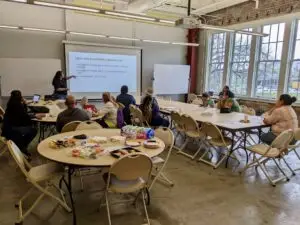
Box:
[76,121,102,131]
[132,107,150,127]
[7,140,71,225]
[0,136,7,158]
[177,114,206,159]
[198,122,238,169]
[287,128,300,172]
[102,153,153,225]
[243,130,294,186]
[150,127,175,190]
[187,93,197,103]
[170,111,185,145]
[61,121,81,133]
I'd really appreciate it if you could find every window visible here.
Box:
[229,29,253,96]
[287,20,300,99]
[206,32,226,93]
[255,23,285,99]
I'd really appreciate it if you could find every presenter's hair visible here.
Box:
[52,71,63,85]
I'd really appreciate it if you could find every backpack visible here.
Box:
[117,108,125,128]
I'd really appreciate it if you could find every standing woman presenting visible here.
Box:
[52,71,75,99]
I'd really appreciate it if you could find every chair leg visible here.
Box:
[256,158,276,186]
[293,149,300,160]
[273,158,289,181]
[141,189,150,225]
[105,191,112,225]
[281,157,296,176]
[159,172,174,186]
[79,170,84,192]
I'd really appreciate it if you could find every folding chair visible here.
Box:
[177,114,206,159]
[198,122,239,169]
[287,128,300,172]
[170,111,184,141]
[61,121,81,133]
[102,153,153,225]
[243,130,294,186]
[0,136,8,158]
[76,121,103,131]
[150,127,175,190]
[132,107,150,127]
[7,140,71,225]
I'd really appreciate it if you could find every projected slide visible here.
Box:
[68,52,137,93]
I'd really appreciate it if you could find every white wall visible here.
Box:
[0,1,187,99]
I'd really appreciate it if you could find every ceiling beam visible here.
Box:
[192,0,249,15]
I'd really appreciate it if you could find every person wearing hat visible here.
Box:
[144,87,158,106]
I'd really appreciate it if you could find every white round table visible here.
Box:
[37,129,165,167]
[37,128,165,225]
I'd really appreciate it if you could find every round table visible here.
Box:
[38,129,165,167]
[38,129,165,225]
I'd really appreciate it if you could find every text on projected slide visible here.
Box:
[69,52,137,93]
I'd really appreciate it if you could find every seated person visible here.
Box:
[116,85,136,124]
[262,94,298,145]
[217,98,241,112]
[56,95,90,132]
[219,85,235,99]
[202,92,215,108]
[80,97,97,117]
[143,87,158,106]
[140,95,169,127]
[2,90,45,157]
[98,92,118,128]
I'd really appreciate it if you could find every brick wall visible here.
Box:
[205,0,300,26]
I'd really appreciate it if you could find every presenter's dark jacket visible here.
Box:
[53,78,67,95]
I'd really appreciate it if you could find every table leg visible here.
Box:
[65,166,76,225]
[258,128,262,144]
[244,131,249,165]
[225,131,235,168]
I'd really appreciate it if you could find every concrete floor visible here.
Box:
[1,139,300,225]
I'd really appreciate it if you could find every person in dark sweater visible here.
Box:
[116,85,136,124]
[52,71,76,100]
[140,95,169,127]
[2,90,45,156]
[56,95,90,132]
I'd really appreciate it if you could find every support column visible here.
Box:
[187,28,199,93]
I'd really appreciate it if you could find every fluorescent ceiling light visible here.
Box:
[0,25,19,29]
[105,11,156,21]
[159,20,175,24]
[10,0,27,2]
[23,27,65,33]
[142,39,170,44]
[109,36,140,41]
[34,1,99,13]
[172,42,199,47]
[69,31,106,38]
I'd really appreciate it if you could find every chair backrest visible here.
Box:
[181,114,199,135]
[61,121,81,133]
[188,93,197,103]
[7,141,29,176]
[133,107,148,126]
[0,106,4,117]
[109,153,152,182]
[271,130,294,152]
[155,127,174,152]
[191,98,203,105]
[201,122,225,142]
[170,111,184,131]
[294,128,300,141]
[76,121,102,131]
[117,102,125,110]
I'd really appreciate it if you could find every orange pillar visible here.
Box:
[187,28,199,93]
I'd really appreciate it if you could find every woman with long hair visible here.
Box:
[52,71,76,99]
[262,94,298,144]
[2,90,45,157]
[139,95,169,127]
[98,92,118,128]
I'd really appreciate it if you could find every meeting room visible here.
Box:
[1,0,300,225]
